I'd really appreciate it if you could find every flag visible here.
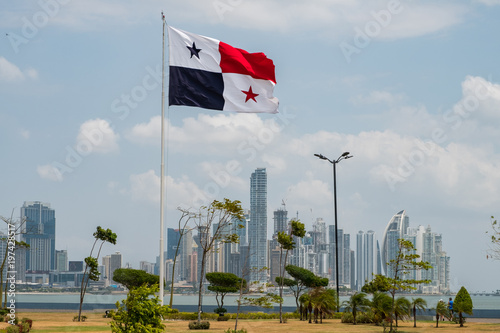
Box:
[168,26,279,113]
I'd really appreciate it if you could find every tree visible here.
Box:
[370,291,392,326]
[487,216,500,260]
[299,293,311,322]
[309,287,336,324]
[281,265,313,312]
[341,292,370,325]
[453,286,473,327]
[206,272,242,313]
[109,284,172,332]
[78,226,117,322]
[276,219,305,323]
[0,212,31,308]
[435,299,449,328]
[410,297,427,328]
[385,238,431,332]
[393,296,411,327]
[169,208,196,308]
[361,274,390,294]
[113,268,159,290]
[193,199,244,324]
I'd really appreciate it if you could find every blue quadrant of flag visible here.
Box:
[169,66,224,111]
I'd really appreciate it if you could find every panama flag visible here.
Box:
[168,26,279,113]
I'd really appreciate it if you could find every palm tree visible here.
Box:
[299,293,312,322]
[310,288,336,324]
[410,297,427,327]
[394,297,411,327]
[341,292,370,325]
[435,300,450,328]
[370,291,392,326]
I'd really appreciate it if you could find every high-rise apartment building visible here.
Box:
[407,225,450,293]
[329,226,352,287]
[249,168,267,282]
[55,250,68,272]
[109,251,122,284]
[381,210,409,277]
[167,228,180,261]
[20,201,56,272]
[356,230,379,290]
[273,208,288,235]
[382,210,450,293]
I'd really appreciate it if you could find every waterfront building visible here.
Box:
[109,251,122,284]
[140,261,155,274]
[20,201,56,272]
[167,228,180,261]
[55,250,68,272]
[329,226,352,287]
[179,229,193,281]
[381,210,410,277]
[249,168,268,282]
[273,208,288,235]
[407,225,450,293]
[356,230,379,290]
[382,210,451,293]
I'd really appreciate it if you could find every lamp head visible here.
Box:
[341,152,350,157]
[314,153,327,160]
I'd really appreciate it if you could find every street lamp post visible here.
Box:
[314,152,352,311]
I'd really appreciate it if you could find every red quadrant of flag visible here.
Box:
[219,42,276,84]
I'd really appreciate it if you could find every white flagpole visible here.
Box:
[159,12,166,306]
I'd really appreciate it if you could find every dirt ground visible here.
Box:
[1,311,499,332]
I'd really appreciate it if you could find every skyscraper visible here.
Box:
[381,210,409,277]
[20,201,56,272]
[273,208,288,235]
[356,230,378,290]
[109,251,122,284]
[56,250,68,272]
[407,225,450,293]
[249,168,267,282]
[167,228,180,261]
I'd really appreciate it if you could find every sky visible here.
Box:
[1,0,500,293]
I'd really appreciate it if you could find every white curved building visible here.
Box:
[381,210,409,276]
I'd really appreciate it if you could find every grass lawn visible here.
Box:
[1,312,499,332]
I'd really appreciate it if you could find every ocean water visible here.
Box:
[13,293,500,311]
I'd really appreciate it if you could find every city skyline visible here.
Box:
[7,196,452,293]
[1,1,500,293]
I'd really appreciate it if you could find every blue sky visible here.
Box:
[1,0,500,293]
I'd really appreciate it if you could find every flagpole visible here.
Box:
[159,12,166,306]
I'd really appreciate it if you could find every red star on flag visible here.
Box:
[241,86,259,103]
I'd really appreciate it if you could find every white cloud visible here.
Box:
[475,0,500,5]
[75,119,119,154]
[376,3,465,40]
[125,170,214,209]
[3,0,466,41]
[20,129,30,139]
[37,164,63,182]
[24,68,38,80]
[0,57,24,82]
[128,113,286,155]
[0,57,38,82]
[351,90,405,105]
